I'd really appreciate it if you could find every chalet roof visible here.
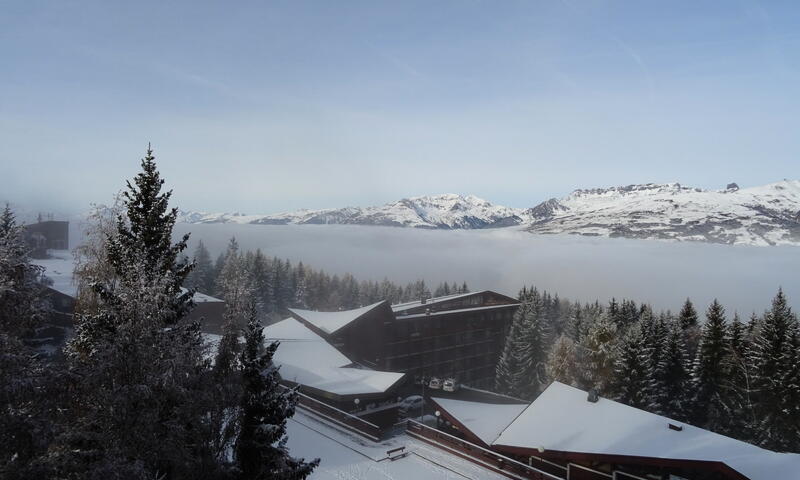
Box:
[33,251,223,304]
[289,301,387,335]
[265,318,405,397]
[32,253,77,297]
[490,382,800,480]
[396,303,519,320]
[430,397,527,445]
[391,291,478,312]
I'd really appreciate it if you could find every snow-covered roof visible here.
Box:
[33,252,223,305]
[32,253,77,297]
[289,301,387,335]
[492,382,800,480]
[265,318,405,397]
[397,303,519,320]
[180,287,223,303]
[430,397,527,445]
[391,291,484,313]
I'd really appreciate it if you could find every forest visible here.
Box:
[495,286,800,453]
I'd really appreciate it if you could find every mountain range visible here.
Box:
[177,180,800,246]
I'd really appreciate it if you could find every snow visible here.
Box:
[285,409,510,480]
[429,397,527,445]
[392,291,479,312]
[491,382,800,480]
[527,180,800,246]
[178,180,800,245]
[265,318,405,396]
[178,193,525,230]
[289,301,387,335]
[33,252,222,304]
[32,252,77,297]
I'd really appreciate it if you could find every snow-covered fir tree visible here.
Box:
[578,312,619,396]
[546,334,579,387]
[749,289,798,451]
[514,289,549,399]
[691,299,729,428]
[187,239,215,294]
[234,304,318,479]
[613,323,649,409]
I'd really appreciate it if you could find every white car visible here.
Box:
[428,377,442,389]
[443,378,459,392]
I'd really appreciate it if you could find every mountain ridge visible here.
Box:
[177,181,800,246]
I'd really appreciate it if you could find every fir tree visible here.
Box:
[679,298,699,330]
[661,319,692,421]
[513,290,548,399]
[187,239,215,293]
[750,289,800,451]
[613,323,649,409]
[691,300,729,428]
[62,146,213,478]
[546,334,578,387]
[579,312,619,396]
[235,304,318,479]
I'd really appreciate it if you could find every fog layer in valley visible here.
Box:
[169,224,800,315]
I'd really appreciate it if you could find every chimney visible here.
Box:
[587,388,599,403]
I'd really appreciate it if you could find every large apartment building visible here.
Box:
[289,290,520,389]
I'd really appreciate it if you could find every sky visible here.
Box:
[1,0,800,215]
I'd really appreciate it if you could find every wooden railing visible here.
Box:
[282,385,383,441]
[405,419,563,480]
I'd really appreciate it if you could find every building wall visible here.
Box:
[24,221,69,255]
[383,306,515,388]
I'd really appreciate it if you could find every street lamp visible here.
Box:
[354,398,360,412]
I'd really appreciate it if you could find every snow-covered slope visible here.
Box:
[177,181,800,246]
[178,194,525,229]
[525,181,800,246]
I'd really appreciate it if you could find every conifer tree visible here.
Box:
[661,319,692,421]
[235,304,318,479]
[63,146,213,478]
[679,298,699,330]
[750,289,799,451]
[0,204,46,333]
[495,306,525,395]
[546,334,578,387]
[187,239,215,293]
[514,291,548,399]
[579,312,619,396]
[691,299,729,428]
[613,323,649,409]
[294,262,308,308]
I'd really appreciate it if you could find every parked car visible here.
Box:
[428,377,442,389]
[443,378,459,392]
[399,395,424,415]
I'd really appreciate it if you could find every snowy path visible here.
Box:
[286,410,510,480]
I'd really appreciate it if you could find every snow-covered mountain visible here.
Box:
[178,194,525,229]
[177,181,800,246]
[525,181,800,246]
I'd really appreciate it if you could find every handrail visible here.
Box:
[406,419,562,480]
[280,384,380,430]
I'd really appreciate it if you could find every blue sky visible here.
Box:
[1,0,799,214]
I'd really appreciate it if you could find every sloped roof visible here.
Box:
[265,318,405,396]
[289,301,387,335]
[33,253,223,304]
[391,291,479,312]
[430,397,527,445]
[32,253,77,297]
[492,382,800,480]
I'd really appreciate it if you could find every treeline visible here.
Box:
[186,239,469,317]
[1,149,317,479]
[496,287,800,453]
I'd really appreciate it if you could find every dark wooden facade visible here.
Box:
[386,291,519,388]
[24,221,69,258]
[292,291,520,389]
